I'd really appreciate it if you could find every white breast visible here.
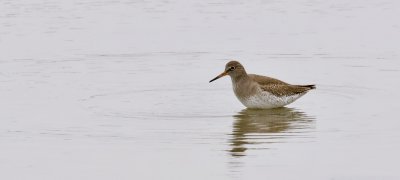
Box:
[236,91,305,109]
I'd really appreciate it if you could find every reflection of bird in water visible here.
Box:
[229,107,315,157]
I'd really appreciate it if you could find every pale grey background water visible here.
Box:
[1,0,400,179]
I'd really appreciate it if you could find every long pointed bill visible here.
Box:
[209,71,228,83]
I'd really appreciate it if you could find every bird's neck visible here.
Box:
[231,73,249,85]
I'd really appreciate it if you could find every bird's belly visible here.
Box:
[237,92,305,109]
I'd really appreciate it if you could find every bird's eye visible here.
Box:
[230,66,236,71]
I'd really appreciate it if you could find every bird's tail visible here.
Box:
[300,84,316,90]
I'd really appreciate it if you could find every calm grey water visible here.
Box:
[1,0,400,179]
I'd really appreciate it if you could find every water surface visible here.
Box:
[1,0,400,179]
